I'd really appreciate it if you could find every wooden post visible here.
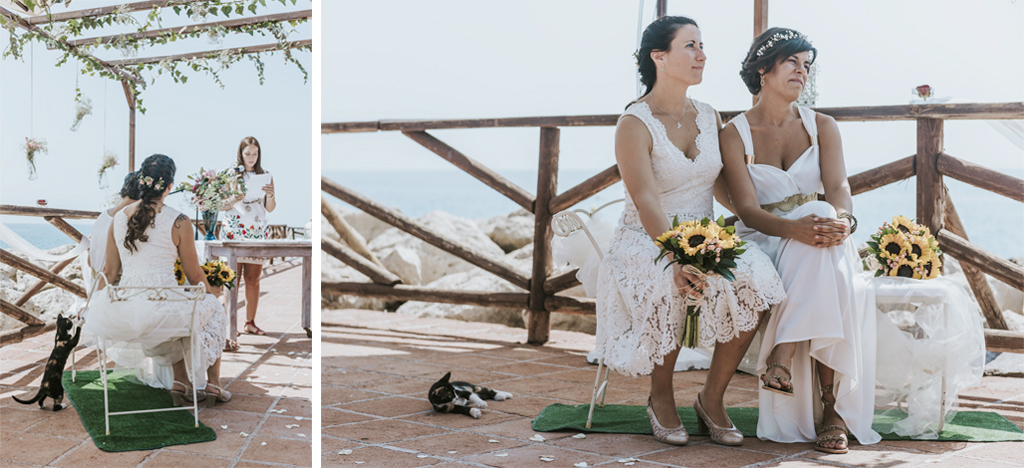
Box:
[321,196,385,268]
[916,118,944,235]
[942,184,1008,330]
[44,216,84,242]
[754,0,769,37]
[656,0,667,18]
[121,80,136,171]
[528,127,559,345]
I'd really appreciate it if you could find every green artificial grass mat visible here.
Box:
[533,403,1024,442]
[63,370,216,452]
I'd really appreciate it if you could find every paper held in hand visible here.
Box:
[245,173,272,201]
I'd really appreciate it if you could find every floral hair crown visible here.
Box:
[138,175,165,191]
[755,30,809,57]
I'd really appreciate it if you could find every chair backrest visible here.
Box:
[106,285,206,303]
[551,198,625,262]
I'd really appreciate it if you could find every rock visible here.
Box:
[1002,309,1024,332]
[478,209,534,253]
[381,246,422,285]
[320,251,388,311]
[395,270,525,327]
[341,208,393,243]
[985,352,1024,377]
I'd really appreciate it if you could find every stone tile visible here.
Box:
[543,384,647,405]
[140,450,234,467]
[477,395,572,418]
[460,443,613,468]
[874,439,971,454]
[399,409,521,430]
[339,396,432,418]
[322,355,400,370]
[322,386,385,405]
[322,369,392,387]
[477,346,561,361]
[322,418,446,444]
[533,354,593,369]
[239,435,313,466]
[341,376,436,396]
[256,414,314,439]
[549,432,670,457]
[320,436,362,455]
[322,445,443,467]
[729,437,816,455]
[194,407,265,435]
[0,406,58,438]
[269,397,311,418]
[223,379,290,397]
[486,378,579,397]
[23,406,90,439]
[212,393,277,414]
[427,353,515,370]
[642,443,780,467]
[802,443,934,466]
[544,368,609,384]
[57,441,152,468]
[960,441,1024,465]
[390,432,528,458]
[0,432,80,465]
[371,360,452,379]
[322,407,378,426]
[481,361,567,377]
[466,417,574,441]
[758,459,843,467]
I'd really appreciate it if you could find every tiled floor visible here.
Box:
[322,309,1024,468]
[0,259,312,467]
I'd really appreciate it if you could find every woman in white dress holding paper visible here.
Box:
[222,136,277,336]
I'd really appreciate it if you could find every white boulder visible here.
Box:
[478,209,534,253]
[381,246,422,285]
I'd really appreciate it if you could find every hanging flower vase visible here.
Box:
[98,170,109,189]
[27,159,38,180]
[202,210,219,241]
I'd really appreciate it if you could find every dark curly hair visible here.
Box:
[119,171,142,200]
[739,27,816,95]
[634,16,699,103]
[124,155,176,253]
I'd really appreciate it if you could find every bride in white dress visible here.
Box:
[594,17,785,446]
[720,28,881,453]
[83,154,231,405]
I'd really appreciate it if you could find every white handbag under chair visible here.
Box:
[75,272,207,435]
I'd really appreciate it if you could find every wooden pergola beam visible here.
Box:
[0,6,140,84]
[66,9,312,47]
[25,0,212,24]
[0,205,101,219]
[108,39,312,66]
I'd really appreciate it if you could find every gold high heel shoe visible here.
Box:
[646,397,689,445]
[694,392,743,446]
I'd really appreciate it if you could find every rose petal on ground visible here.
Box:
[240,432,248,437]
[220,425,228,429]
[572,433,586,439]
[488,439,499,443]
[529,434,545,442]
[339,449,352,455]
[417,454,429,458]
[495,453,509,457]
[260,442,267,446]
[448,451,457,454]
[540,456,555,462]
[574,463,588,468]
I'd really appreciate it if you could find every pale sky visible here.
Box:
[324,0,1024,174]
[0,1,313,227]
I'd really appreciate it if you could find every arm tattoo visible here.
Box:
[174,213,188,229]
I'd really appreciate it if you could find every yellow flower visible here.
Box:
[717,230,736,249]
[888,258,918,278]
[878,233,910,260]
[922,255,942,279]
[679,224,717,256]
[891,215,917,235]
[907,235,932,261]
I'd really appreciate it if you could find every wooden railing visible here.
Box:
[322,102,1024,352]
[0,205,309,346]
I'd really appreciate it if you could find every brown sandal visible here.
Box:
[243,320,266,336]
[815,384,850,454]
[760,362,794,396]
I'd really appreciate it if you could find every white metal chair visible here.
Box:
[91,276,206,435]
[551,198,624,429]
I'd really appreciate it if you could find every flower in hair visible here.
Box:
[755,31,808,57]
[139,175,165,190]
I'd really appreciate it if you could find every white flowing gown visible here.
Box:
[732,106,881,445]
[83,206,226,390]
[593,100,786,377]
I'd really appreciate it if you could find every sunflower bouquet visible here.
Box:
[655,215,747,348]
[866,215,942,279]
[173,258,238,289]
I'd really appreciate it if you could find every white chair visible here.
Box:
[93,277,206,435]
[551,198,623,429]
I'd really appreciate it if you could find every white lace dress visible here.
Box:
[593,100,786,377]
[82,206,226,390]
[731,107,881,445]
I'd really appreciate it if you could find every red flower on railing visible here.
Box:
[914,84,933,101]
[36,199,47,206]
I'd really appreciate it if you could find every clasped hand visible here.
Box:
[672,263,707,299]
[794,215,849,248]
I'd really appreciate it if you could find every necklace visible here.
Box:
[648,98,689,129]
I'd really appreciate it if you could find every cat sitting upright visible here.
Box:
[428,372,513,418]
[13,314,81,411]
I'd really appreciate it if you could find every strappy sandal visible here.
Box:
[815,384,850,454]
[179,382,207,404]
[243,320,266,336]
[204,384,232,407]
[760,362,794,396]
[169,381,189,406]
[224,339,240,352]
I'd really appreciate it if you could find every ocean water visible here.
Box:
[324,169,1024,260]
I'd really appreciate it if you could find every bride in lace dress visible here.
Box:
[83,154,231,404]
[720,28,881,453]
[594,17,785,446]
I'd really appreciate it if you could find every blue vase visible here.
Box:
[201,211,218,241]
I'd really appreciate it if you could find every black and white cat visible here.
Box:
[428,372,512,418]
[12,314,81,411]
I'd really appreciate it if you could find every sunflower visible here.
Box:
[174,258,185,286]
[878,233,910,260]
[907,235,932,261]
[891,215,917,235]
[219,269,235,282]
[922,255,942,279]
[888,258,918,278]
[679,224,717,256]
[718,230,736,249]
